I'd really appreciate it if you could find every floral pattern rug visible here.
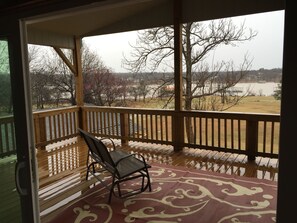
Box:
[49,163,277,223]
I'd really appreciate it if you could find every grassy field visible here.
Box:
[226,96,280,114]
[126,96,281,114]
[26,95,281,114]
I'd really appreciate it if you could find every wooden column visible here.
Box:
[120,113,129,146]
[53,37,84,130]
[73,37,84,106]
[245,120,257,161]
[34,115,47,149]
[276,2,297,222]
[73,36,84,129]
[172,0,184,151]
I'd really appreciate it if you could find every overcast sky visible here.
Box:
[83,10,285,73]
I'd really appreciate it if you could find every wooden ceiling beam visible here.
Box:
[53,46,76,74]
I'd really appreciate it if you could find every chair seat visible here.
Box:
[110,150,151,178]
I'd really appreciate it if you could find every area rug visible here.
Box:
[49,163,277,223]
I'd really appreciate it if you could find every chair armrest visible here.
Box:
[137,153,151,168]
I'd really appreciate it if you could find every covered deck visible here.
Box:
[34,105,280,221]
[37,136,278,222]
[0,104,280,222]
[1,0,291,222]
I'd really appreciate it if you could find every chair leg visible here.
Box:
[108,177,116,203]
[145,169,152,191]
[117,182,121,197]
[86,163,95,180]
[86,165,90,180]
[85,153,91,180]
[86,171,89,180]
[148,176,152,191]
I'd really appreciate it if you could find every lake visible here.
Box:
[148,82,279,97]
[231,82,279,96]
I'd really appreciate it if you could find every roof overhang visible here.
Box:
[26,0,285,48]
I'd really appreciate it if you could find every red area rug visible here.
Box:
[49,163,277,223]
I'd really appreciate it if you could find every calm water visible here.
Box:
[149,82,279,97]
[232,82,278,96]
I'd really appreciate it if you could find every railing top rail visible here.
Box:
[182,110,280,121]
[0,115,14,121]
[82,105,280,121]
[33,106,79,117]
[82,105,175,115]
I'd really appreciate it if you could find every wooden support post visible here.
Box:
[120,113,129,146]
[73,37,84,130]
[34,115,46,149]
[53,37,84,132]
[173,0,184,151]
[277,2,297,220]
[245,120,258,161]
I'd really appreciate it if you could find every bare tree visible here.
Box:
[81,42,127,106]
[123,19,257,143]
[123,19,257,111]
[51,55,77,105]
[29,42,109,107]
[29,42,126,108]
[128,86,139,102]
[273,80,282,100]
[84,67,126,106]
[28,45,54,109]
[30,71,52,109]
[30,47,76,107]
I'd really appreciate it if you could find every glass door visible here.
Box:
[0,33,39,222]
[0,38,22,222]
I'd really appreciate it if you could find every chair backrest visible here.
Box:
[78,128,102,161]
[91,136,115,169]
[78,128,115,170]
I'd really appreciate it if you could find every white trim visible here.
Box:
[20,19,41,223]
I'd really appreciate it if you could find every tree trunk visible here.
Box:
[184,23,195,144]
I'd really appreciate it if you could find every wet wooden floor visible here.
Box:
[37,136,278,222]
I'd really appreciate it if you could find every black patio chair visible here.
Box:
[78,128,152,203]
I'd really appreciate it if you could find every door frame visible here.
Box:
[0,17,40,223]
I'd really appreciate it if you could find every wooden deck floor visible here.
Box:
[37,136,278,222]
